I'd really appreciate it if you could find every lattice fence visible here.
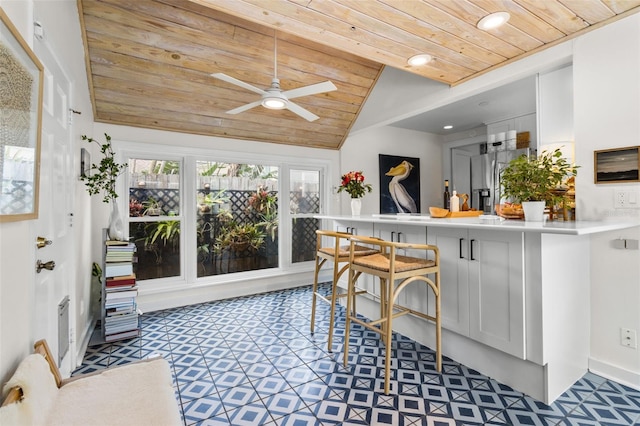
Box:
[129,188,319,275]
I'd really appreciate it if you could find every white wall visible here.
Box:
[573,14,640,387]
[0,0,94,383]
[339,126,443,215]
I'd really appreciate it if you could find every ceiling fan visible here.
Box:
[211,34,337,122]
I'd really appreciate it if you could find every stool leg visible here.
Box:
[310,256,323,335]
[327,258,341,352]
[384,280,394,395]
[343,266,355,368]
[435,272,442,373]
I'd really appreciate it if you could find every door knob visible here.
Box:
[36,260,55,273]
[36,236,52,249]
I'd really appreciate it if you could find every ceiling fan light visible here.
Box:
[262,97,287,109]
[477,12,510,30]
[407,54,432,66]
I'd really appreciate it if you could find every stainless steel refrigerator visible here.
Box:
[471,148,530,214]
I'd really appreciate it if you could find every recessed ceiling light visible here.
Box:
[477,12,510,30]
[443,125,453,130]
[407,54,432,66]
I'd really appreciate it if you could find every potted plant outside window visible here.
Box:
[500,148,578,221]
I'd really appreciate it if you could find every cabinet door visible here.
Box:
[427,227,470,336]
[468,229,525,358]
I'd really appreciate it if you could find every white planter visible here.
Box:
[522,201,545,222]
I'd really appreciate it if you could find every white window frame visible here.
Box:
[116,140,331,292]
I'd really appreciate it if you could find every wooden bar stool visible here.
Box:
[343,235,441,395]
[310,230,378,351]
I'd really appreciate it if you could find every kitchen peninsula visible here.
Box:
[315,214,639,403]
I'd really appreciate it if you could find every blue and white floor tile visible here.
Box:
[76,284,640,425]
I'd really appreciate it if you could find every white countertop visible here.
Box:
[316,214,640,235]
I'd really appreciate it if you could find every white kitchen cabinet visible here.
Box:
[427,226,525,358]
[426,227,469,336]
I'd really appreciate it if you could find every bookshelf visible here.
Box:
[101,229,140,342]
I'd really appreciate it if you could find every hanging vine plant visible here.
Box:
[80,133,128,203]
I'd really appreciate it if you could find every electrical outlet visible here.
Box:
[621,328,637,349]
[615,190,640,208]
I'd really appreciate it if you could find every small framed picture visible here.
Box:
[594,146,640,184]
[80,148,90,178]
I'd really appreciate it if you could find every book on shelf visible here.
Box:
[105,262,133,278]
[104,298,136,310]
[105,288,138,301]
[106,273,136,285]
[105,329,140,342]
[105,240,132,246]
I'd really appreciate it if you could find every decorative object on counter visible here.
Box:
[80,133,128,239]
[429,206,483,218]
[594,146,639,184]
[495,203,524,219]
[337,170,370,216]
[443,180,450,209]
[337,170,372,198]
[450,191,460,212]
[379,154,420,214]
[460,193,470,211]
[500,148,579,221]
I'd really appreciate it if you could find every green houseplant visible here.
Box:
[500,148,578,220]
[214,221,265,254]
[80,133,128,239]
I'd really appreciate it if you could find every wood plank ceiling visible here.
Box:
[78,0,640,150]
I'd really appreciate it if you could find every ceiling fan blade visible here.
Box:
[211,73,267,96]
[286,101,320,122]
[227,100,263,115]
[284,81,337,100]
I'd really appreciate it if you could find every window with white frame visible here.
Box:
[124,148,326,283]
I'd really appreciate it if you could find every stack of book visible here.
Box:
[104,241,140,342]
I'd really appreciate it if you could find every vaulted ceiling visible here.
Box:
[78,0,640,150]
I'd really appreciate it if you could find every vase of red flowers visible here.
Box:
[338,171,372,215]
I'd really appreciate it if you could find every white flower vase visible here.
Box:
[108,199,125,241]
[350,198,362,216]
[522,201,546,222]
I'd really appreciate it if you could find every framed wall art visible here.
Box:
[594,146,640,184]
[379,154,420,214]
[0,9,44,222]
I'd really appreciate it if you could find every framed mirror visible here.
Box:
[0,9,43,222]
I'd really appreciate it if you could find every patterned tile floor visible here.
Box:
[76,284,640,425]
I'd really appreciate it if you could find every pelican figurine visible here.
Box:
[385,160,417,213]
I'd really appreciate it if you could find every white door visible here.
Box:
[33,37,75,376]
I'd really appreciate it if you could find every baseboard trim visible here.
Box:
[589,357,640,390]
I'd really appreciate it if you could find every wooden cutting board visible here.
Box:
[429,207,483,218]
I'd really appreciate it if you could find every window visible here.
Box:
[290,169,320,263]
[196,161,279,277]
[128,158,181,281]
[122,143,328,286]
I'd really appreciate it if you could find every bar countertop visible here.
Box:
[315,214,640,235]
